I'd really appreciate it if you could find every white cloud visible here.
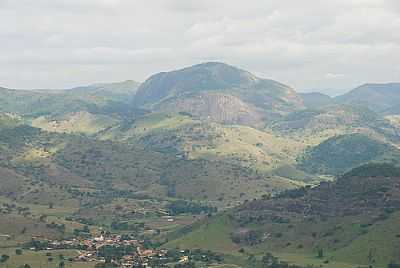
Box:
[0,0,399,90]
[325,73,345,79]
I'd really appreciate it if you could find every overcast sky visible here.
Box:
[1,0,400,94]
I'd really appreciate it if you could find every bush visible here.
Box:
[167,200,217,216]
[0,255,10,263]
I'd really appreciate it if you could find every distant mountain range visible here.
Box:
[2,63,400,120]
[336,83,400,113]
[303,83,400,114]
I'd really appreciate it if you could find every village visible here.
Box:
[25,233,193,268]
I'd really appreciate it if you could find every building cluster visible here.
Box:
[29,234,187,268]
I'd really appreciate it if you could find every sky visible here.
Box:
[1,0,400,94]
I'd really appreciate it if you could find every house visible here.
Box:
[179,256,189,263]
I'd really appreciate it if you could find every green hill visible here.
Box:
[336,83,400,113]
[0,123,302,209]
[300,92,334,109]
[100,112,313,184]
[31,111,120,135]
[273,105,381,134]
[165,163,400,268]
[0,80,140,118]
[297,133,400,175]
[0,112,22,128]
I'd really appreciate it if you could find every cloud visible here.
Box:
[0,0,399,90]
[325,73,345,79]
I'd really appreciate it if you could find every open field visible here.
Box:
[0,248,96,268]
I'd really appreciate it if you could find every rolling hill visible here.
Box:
[0,80,140,118]
[272,105,381,134]
[165,163,400,268]
[336,83,400,113]
[299,92,334,109]
[99,112,312,184]
[297,133,400,175]
[0,122,302,208]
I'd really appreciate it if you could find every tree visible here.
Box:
[247,254,257,267]
[0,254,10,263]
[15,248,23,255]
[82,225,90,233]
[262,253,278,267]
[174,262,196,268]
[39,214,47,222]
[317,248,324,258]
[59,261,65,268]
[367,248,376,265]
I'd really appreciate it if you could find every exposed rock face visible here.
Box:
[134,62,304,125]
[134,62,259,106]
[157,92,265,127]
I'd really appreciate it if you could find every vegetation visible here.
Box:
[298,133,400,175]
[167,200,217,216]
[1,63,400,268]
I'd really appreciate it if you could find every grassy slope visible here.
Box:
[0,81,139,117]
[298,133,400,175]
[31,111,120,135]
[103,113,312,182]
[0,248,95,268]
[164,214,365,268]
[0,122,301,209]
[164,168,400,268]
[332,211,400,266]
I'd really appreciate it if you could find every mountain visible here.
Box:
[166,163,400,267]
[300,92,334,109]
[271,104,384,136]
[383,104,400,115]
[336,83,400,113]
[300,88,349,97]
[297,133,400,175]
[134,62,304,126]
[60,80,140,105]
[0,80,140,118]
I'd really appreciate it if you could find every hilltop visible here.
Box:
[0,80,140,118]
[335,83,400,113]
[134,62,304,126]
[297,133,400,175]
[300,92,334,109]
